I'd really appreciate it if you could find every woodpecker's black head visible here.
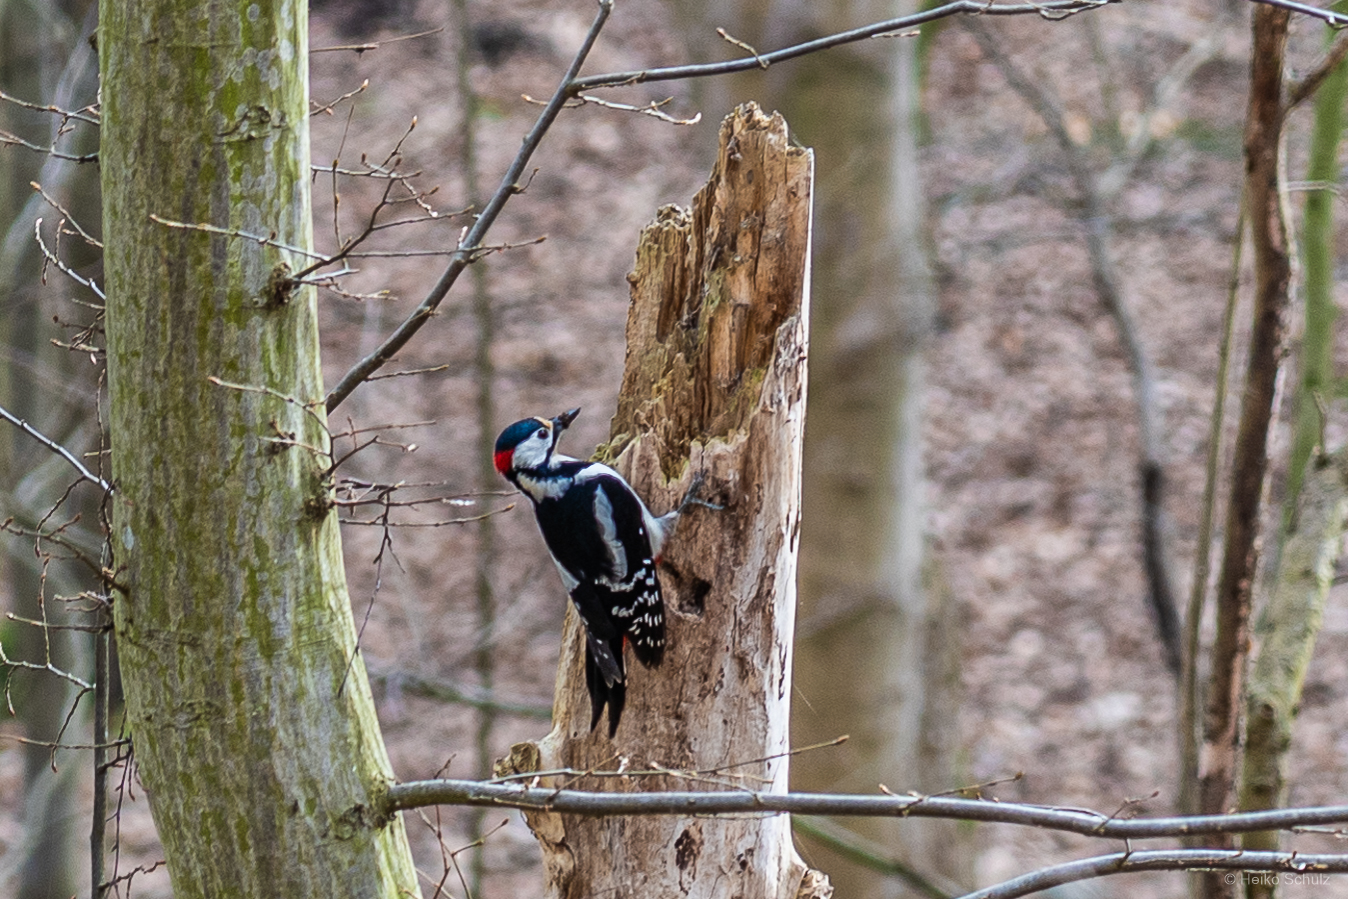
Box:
[493,408,580,476]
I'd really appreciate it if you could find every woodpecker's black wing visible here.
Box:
[533,465,666,663]
[588,473,666,669]
[532,463,667,735]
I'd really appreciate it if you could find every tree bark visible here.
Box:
[499,103,828,899]
[1238,449,1348,899]
[672,1,967,893]
[99,1,419,895]
[1197,6,1290,898]
[1281,4,1348,521]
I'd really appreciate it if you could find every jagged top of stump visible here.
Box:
[600,102,812,478]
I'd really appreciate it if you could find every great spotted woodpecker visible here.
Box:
[494,408,675,737]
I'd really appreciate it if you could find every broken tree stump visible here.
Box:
[498,103,827,898]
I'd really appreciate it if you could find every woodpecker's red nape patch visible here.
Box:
[493,448,514,475]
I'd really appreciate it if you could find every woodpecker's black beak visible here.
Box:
[552,408,581,432]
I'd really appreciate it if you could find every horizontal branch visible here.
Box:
[1250,0,1348,27]
[0,129,98,163]
[570,0,1115,93]
[966,849,1348,899]
[0,89,99,125]
[383,778,1348,841]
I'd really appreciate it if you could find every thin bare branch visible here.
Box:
[324,0,615,411]
[0,89,100,124]
[148,214,326,261]
[1288,31,1348,109]
[0,643,93,692]
[32,181,102,247]
[1250,0,1348,27]
[0,129,97,162]
[0,403,110,493]
[368,364,451,380]
[205,376,329,434]
[574,94,703,125]
[311,79,369,117]
[34,218,104,299]
[1183,186,1240,810]
[327,235,545,261]
[964,850,1343,899]
[385,779,1348,843]
[294,120,460,282]
[0,519,116,588]
[569,0,1114,93]
[716,28,769,69]
[311,163,410,179]
[312,26,444,54]
[337,506,512,528]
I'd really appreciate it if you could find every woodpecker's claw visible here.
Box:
[677,471,723,514]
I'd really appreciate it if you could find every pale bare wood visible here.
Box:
[674,5,971,894]
[498,103,828,898]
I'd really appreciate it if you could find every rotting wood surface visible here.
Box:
[497,103,829,899]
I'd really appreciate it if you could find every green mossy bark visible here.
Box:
[99,2,419,895]
[1238,450,1348,897]
[1282,2,1348,524]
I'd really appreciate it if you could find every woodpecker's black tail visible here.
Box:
[584,640,626,738]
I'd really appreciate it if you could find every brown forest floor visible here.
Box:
[5,1,1348,897]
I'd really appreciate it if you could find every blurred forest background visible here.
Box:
[4,0,1348,897]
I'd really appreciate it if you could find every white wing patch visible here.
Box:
[592,485,628,583]
[571,461,621,483]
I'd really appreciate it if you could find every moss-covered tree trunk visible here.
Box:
[99,1,420,895]
[1238,450,1348,899]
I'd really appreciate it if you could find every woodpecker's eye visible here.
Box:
[536,428,548,439]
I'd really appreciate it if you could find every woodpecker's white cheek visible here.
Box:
[511,432,554,470]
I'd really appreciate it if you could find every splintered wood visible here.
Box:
[497,103,827,898]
